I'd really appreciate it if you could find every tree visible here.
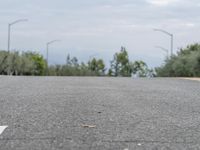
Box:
[71,57,79,67]
[0,51,9,74]
[130,61,151,77]
[6,51,21,75]
[66,54,71,66]
[110,46,131,76]
[88,58,106,75]
[30,52,46,75]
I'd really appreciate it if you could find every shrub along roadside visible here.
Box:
[156,43,200,77]
[0,51,46,76]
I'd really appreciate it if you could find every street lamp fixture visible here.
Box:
[155,46,169,59]
[8,19,28,52]
[154,28,173,56]
[46,40,60,68]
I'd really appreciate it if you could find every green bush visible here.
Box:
[156,43,200,77]
[0,51,46,76]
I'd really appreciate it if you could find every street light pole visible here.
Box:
[8,25,10,52]
[155,46,169,59]
[7,19,28,52]
[154,29,173,56]
[46,40,60,68]
[171,34,173,56]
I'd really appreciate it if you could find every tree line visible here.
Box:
[1,43,200,77]
[0,47,153,77]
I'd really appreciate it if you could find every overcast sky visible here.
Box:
[0,0,200,67]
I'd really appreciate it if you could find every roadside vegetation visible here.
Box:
[0,47,152,77]
[1,43,200,77]
[156,43,200,77]
[0,51,46,76]
[109,46,153,77]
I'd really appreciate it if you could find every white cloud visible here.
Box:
[185,23,195,27]
[147,0,179,6]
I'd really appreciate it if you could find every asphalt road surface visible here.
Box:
[0,77,200,150]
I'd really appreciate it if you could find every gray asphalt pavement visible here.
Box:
[0,77,200,150]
